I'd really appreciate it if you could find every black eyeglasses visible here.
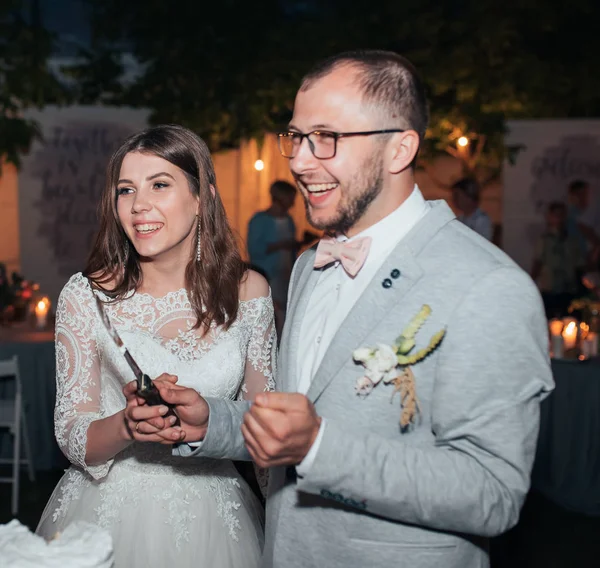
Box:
[277,129,406,159]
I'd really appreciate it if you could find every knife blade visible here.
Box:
[93,294,179,425]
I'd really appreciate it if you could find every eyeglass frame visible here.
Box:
[276,129,407,159]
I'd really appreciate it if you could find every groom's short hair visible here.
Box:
[300,50,429,145]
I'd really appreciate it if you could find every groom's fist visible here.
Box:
[152,380,210,444]
[242,393,322,468]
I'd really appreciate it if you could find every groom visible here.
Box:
[126,50,554,567]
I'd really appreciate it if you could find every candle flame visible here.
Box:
[580,322,589,340]
[549,319,563,336]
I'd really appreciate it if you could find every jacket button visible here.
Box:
[390,268,401,279]
[382,278,392,289]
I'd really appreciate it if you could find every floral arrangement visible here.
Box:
[353,305,446,428]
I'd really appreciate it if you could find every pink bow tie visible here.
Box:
[314,236,372,277]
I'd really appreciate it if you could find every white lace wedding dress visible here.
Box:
[36,273,275,568]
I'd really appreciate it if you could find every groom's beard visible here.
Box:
[305,155,384,235]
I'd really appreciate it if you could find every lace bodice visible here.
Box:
[54,272,276,480]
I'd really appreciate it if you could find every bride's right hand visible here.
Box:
[123,376,179,443]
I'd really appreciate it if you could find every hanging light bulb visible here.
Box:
[457,136,469,147]
[254,159,264,171]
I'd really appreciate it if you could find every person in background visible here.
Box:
[567,179,600,258]
[531,201,585,317]
[247,180,303,334]
[582,243,600,300]
[452,177,493,241]
[0,263,12,313]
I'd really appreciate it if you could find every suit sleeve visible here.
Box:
[176,290,276,462]
[296,266,554,537]
[174,397,252,460]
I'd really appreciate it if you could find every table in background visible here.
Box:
[0,325,67,471]
[531,357,600,516]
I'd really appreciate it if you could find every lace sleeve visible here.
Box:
[240,295,277,400]
[238,293,277,498]
[54,275,113,480]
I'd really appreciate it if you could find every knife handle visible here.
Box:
[137,375,180,426]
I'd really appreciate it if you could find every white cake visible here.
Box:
[0,520,114,568]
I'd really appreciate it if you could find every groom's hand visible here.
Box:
[242,393,322,468]
[150,380,210,445]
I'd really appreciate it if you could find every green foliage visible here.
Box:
[0,0,68,167]
[69,0,600,173]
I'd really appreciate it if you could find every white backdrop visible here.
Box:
[18,106,148,304]
[503,119,600,271]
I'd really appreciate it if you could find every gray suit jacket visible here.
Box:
[189,200,554,568]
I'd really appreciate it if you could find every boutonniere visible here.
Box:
[352,305,446,428]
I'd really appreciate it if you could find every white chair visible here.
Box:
[0,355,35,515]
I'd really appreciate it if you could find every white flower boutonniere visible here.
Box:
[352,305,446,428]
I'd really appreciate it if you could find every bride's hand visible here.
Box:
[123,375,180,443]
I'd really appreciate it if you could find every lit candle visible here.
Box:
[562,320,578,351]
[549,318,563,336]
[35,299,49,329]
[582,333,598,359]
[548,318,564,358]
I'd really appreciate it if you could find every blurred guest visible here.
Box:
[531,201,585,317]
[247,180,300,334]
[11,271,24,292]
[567,179,600,256]
[582,244,600,299]
[0,263,12,311]
[451,177,493,240]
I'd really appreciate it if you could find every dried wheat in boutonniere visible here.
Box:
[353,305,446,429]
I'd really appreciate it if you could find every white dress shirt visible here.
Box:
[296,186,430,475]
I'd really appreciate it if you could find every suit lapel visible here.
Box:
[279,250,319,392]
[305,200,456,403]
[306,247,422,402]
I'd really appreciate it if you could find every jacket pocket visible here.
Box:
[347,517,458,550]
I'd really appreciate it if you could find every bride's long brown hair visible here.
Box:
[84,124,245,330]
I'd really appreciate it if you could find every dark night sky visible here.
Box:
[39,0,91,53]
[36,0,316,54]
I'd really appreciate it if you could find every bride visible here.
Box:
[36,124,275,568]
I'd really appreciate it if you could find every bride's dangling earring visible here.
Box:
[196,219,201,263]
